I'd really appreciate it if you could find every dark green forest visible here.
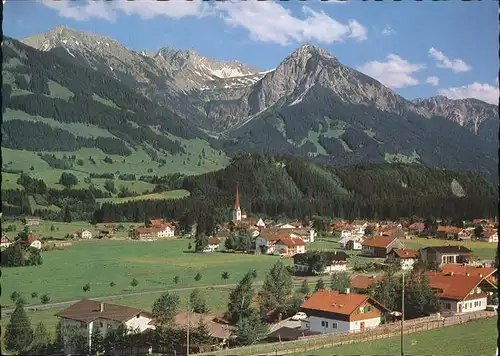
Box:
[96,154,497,226]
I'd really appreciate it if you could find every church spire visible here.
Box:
[235,184,240,209]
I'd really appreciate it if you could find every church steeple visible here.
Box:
[233,184,242,221]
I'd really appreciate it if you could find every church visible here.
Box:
[232,184,247,221]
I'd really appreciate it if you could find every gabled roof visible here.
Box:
[276,237,305,247]
[362,237,395,248]
[408,222,425,230]
[421,245,472,254]
[391,248,419,259]
[56,299,149,324]
[300,290,388,316]
[207,237,221,245]
[440,264,496,279]
[350,275,383,290]
[424,272,487,301]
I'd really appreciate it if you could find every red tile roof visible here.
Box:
[391,248,419,259]
[425,272,486,301]
[276,237,305,247]
[350,275,383,290]
[300,290,387,316]
[207,237,221,245]
[440,264,496,279]
[362,237,395,248]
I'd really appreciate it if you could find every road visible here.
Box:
[2,277,323,316]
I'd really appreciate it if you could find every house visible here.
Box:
[75,229,92,239]
[23,235,42,249]
[256,218,266,228]
[480,229,498,243]
[55,299,154,354]
[1,234,12,248]
[419,246,473,267]
[437,226,462,240]
[294,251,349,274]
[275,237,306,257]
[255,231,281,254]
[350,275,383,294]
[387,248,419,270]
[440,264,497,286]
[361,237,405,258]
[150,219,175,237]
[299,290,389,334]
[339,235,363,250]
[99,228,115,239]
[23,216,41,226]
[132,224,175,241]
[175,312,235,347]
[204,237,221,252]
[288,229,316,243]
[457,228,474,241]
[425,272,496,314]
[408,222,425,235]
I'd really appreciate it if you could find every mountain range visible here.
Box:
[2,26,498,184]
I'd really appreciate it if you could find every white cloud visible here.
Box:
[213,2,367,46]
[39,0,210,22]
[357,54,425,89]
[438,82,499,105]
[40,0,367,46]
[381,25,395,36]
[426,76,440,86]
[428,47,471,73]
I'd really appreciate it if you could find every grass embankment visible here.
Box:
[291,317,496,356]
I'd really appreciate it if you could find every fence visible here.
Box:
[193,310,495,356]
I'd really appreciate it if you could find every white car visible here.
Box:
[291,312,307,321]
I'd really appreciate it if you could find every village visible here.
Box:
[1,185,498,355]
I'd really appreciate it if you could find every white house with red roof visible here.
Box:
[204,237,221,252]
[480,229,498,243]
[386,248,419,270]
[1,234,12,248]
[274,237,306,257]
[425,272,496,314]
[299,290,389,334]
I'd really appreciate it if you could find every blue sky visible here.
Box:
[4,0,499,104]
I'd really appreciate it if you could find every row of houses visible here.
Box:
[1,234,42,249]
[55,299,234,354]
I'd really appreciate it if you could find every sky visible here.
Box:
[3,0,499,104]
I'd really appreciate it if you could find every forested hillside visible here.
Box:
[1,36,213,156]
[97,154,497,228]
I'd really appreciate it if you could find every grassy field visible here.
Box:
[2,238,285,309]
[97,189,190,204]
[1,220,142,240]
[405,237,497,260]
[291,317,497,356]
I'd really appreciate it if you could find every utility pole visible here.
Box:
[401,272,405,356]
[187,297,190,356]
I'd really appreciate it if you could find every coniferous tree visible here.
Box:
[314,278,325,292]
[259,261,293,313]
[5,302,34,353]
[227,271,255,324]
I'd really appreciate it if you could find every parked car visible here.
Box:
[291,312,307,321]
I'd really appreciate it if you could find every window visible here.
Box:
[445,303,451,309]
[100,322,103,328]
[332,322,338,329]
[321,321,329,328]
[464,303,467,309]
[365,306,372,313]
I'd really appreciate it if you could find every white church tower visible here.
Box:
[233,184,242,221]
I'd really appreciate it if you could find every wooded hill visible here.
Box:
[98,154,497,225]
[1,37,214,157]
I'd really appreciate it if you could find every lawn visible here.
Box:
[97,189,190,204]
[291,317,497,356]
[2,239,284,309]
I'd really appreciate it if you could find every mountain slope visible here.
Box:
[99,154,497,222]
[1,36,227,174]
[411,96,498,142]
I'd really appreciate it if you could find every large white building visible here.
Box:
[299,290,388,334]
[56,299,154,354]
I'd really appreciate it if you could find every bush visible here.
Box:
[31,292,38,299]
[40,294,50,304]
[83,283,91,292]
[221,271,230,280]
[194,273,202,282]
[109,282,115,287]
[130,278,139,287]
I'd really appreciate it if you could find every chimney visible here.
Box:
[344,288,350,294]
[479,273,483,278]
[100,303,104,313]
[466,272,470,277]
